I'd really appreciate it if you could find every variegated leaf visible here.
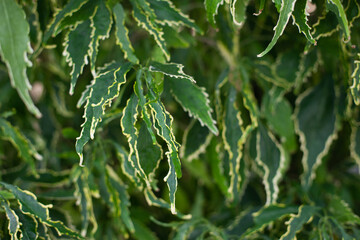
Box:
[292,0,316,44]
[166,76,218,135]
[280,205,319,240]
[90,0,112,71]
[147,0,201,33]
[43,0,88,42]
[345,0,360,28]
[257,0,297,57]
[329,195,360,225]
[256,123,288,205]
[0,199,20,240]
[131,1,170,60]
[63,19,93,95]
[326,0,350,41]
[230,0,251,26]
[294,48,319,92]
[15,210,38,240]
[0,0,41,117]
[204,0,224,26]
[351,55,360,105]
[76,62,132,165]
[113,3,139,64]
[149,62,194,82]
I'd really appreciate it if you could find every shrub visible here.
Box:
[0,0,360,239]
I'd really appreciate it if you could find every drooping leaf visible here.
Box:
[0,118,40,176]
[0,199,20,240]
[0,0,41,117]
[351,55,360,105]
[76,62,133,165]
[292,0,316,44]
[295,77,337,189]
[166,76,218,135]
[63,19,93,95]
[256,122,288,205]
[147,0,202,33]
[131,1,169,60]
[230,0,251,26]
[43,0,88,42]
[257,0,297,57]
[181,120,212,161]
[280,205,319,240]
[149,62,195,83]
[90,0,112,71]
[113,3,139,64]
[204,0,224,26]
[326,0,350,41]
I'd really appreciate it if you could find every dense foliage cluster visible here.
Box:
[1,0,360,239]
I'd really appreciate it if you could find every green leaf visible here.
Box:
[256,122,288,205]
[63,19,93,95]
[148,99,181,214]
[147,0,202,33]
[0,199,20,240]
[295,77,337,189]
[181,120,212,161]
[329,195,360,225]
[76,62,133,165]
[90,0,112,71]
[0,118,40,176]
[149,62,195,82]
[292,0,316,44]
[204,0,224,26]
[230,0,251,26]
[257,0,297,57]
[351,55,360,105]
[131,1,169,61]
[345,0,360,28]
[43,0,88,42]
[326,0,350,41]
[0,0,41,117]
[15,210,38,240]
[113,3,139,64]
[280,205,319,240]
[166,76,218,135]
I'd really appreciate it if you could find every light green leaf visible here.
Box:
[15,210,38,240]
[351,55,360,105]
[1,199,20,240]
[256,122,288,205]
[0,118,40,176]
[113,3,139,64]
[295,77,337,189]
[204,0,224,26]
[147,0,202,33]
[43,0,88,42]
[131,1,169,61]
[280,205,319,240]
[0,0,41,117]
[76,62,133,165]
[149,62,195,82]
[328,195,360,225]
[292,0,316,44]
[230,0,251,26]
[326,0,350,41]
[63,19,93,95]
[149,99,181,214]
[166,76,218,135]
[257,0,297,57]
[181,120,212,161]
[90,0,112,71]
[351,119,360,167]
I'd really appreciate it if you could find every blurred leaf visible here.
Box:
[329,196,360,225]
[230,0,250,26]
[292,0,316,44]
[351,54,360,105]
[0,199,20,240]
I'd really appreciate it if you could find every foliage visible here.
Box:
[0,0,360,239]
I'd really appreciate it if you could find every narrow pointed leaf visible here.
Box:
[295,77,337,189]
[351,56,360,105]
[166,76,218,135]
[0,0,41,117]
[257,0,297,57]
[43,0,88,42]
[292,0,316,44]
[63,19,93,95]
[256,123,288,205]
[326,0,350,41]
[351,119,360,167]
[76,62,132,165]
[149,62,195,82]
[230,0,251,26]
[113,3,139,64]
[205,0,224,26]
[280,205,319,240]
[1,199,20,240]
